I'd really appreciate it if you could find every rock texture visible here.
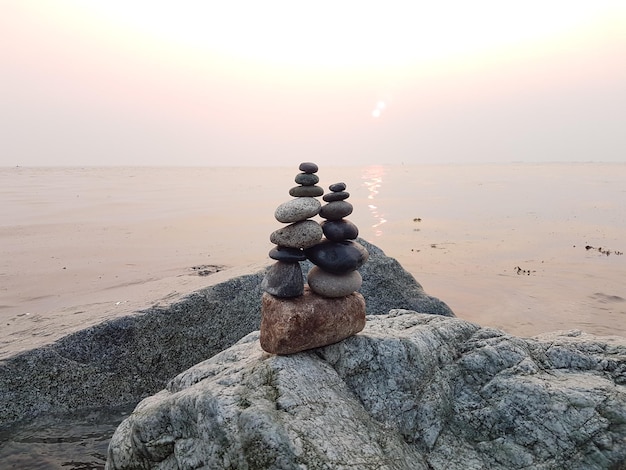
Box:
[260,289,366,354]
[106,311,626,470]
[0,239,452,428]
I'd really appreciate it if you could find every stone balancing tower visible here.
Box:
[260,165,368,355]
[261,162,323,298]
[305,182,369,297]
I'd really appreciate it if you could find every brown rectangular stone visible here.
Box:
[260,287,366,355]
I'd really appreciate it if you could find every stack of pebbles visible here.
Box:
[305,183,368,297]
[260,171,368,355]
[261,162,324,298]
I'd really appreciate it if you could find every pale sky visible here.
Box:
[2,0,625,166]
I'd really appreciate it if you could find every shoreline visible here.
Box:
[2,164,625,359]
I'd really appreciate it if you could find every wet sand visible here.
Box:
[1,164,625,359]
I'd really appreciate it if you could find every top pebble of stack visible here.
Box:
[299,162,318,173]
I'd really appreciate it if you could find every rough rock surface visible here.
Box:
[106,311,626,470]
[260,289,366,354]
[0,239,452,428]
[274,197,321,223]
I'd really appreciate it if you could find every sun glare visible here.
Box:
[63,0,625,71]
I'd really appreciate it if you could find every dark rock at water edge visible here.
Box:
[305,239,368,274]
[0,239,453,429]
[107,311,626,470]
[261,261,304,298]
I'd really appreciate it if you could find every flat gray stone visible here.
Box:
[268,246,306,262]
[289,185,324,197]
[323,190,350,202]
[274,197,320,223]
[270,220,323,249]
[307,266,362,297]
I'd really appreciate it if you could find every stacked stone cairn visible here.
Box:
[260,163,369,355]
[261,162,324,298]
[305,182,369,297]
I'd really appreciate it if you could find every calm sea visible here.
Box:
[1,163,625,467]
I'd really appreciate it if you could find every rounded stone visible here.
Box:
[307,266,362,298]
[269,246,306,262]
[289,185,324,197]
[261,261,304,298]
[270,220,323,249]
[329,182,346,192]
[305,240,369,274]
[295,173,319,186]
[321,219,359,241]
[275,197,321,223]
[299,162,319,174]
[323,191,350,202]
[319,201,353,221]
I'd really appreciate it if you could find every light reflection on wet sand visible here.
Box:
[361,165,387,237]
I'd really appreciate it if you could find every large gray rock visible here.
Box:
[106,311,626,470]
[0,240,451,428]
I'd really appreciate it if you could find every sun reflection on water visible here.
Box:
[362,165,387,237]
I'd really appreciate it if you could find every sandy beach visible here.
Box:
[1,163,625,359]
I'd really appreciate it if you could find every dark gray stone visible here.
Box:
[323,190,350,202]
[261,262,304,298]
[329,182,346,191]
[305,240,368,274]
[319,200,353,220]
[294,173,319,186]
[307,266,362,297]
[269,246,306,262]
[289,185,324,197]
[299,162,318,173]
[321,219,359,241]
